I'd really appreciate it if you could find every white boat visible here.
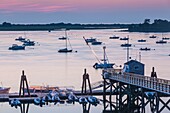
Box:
[8,44,25,50]
[0,87,10,94]
[58,30,73,53]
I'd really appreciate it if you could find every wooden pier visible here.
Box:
[102,68,170,113]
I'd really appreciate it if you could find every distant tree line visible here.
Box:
[128,19,170,32]
[0,22,129,31]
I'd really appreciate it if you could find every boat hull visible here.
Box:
[0,87,10,94]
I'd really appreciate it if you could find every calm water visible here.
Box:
[0,29,170,113]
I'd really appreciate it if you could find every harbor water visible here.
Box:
[0,29,170,113]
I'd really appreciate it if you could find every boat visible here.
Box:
[8,44,25,50]
[120,37,129,40]
[34,97,45,107]
[58,30,73,53]
[156,40,167,44]
[58,37,67,40]
[138,39,146,42]
[15,36,26,41]
[23,39,35,46]
[79,97,88,104]
[87,96,99,106]
[120,43,132,47]
[149,35,157,38]
[162,37,170,40]
[9,99,21,108]
[0,87,10,94]
[67,92,78,102]
[91,41,102,45]
[109,35,119,39]
[140,47,151,51]
[25,85,59,93]
[93,46,114,69]
[85,37,96,43]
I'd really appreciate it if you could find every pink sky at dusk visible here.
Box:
[0,0,169,13]
[0,0,169,23]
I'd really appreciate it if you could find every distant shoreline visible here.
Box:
[1,19,170,32]
[0,22,129,31]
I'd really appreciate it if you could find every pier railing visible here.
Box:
[103,69,170,95]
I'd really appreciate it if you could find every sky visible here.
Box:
[0,0,170,24]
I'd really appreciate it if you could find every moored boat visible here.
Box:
[156,40,167,44]
[0,87,10,94]
[140,47,151,51]
[120,37,129,40]
[8,44,25,50]
[149,35,157,38]
[120,43,132,47]
[138,39,146,42]
[85,37,96,43]
[91,41,102,45]
[109,35,119,39]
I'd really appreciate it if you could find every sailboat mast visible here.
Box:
[65,29,67,49]
[127,35,129,62]
[103,46,107,69]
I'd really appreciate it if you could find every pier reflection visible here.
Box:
[20,103,30,113]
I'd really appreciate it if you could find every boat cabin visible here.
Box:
[123,60,145,75]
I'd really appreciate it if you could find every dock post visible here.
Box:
[81,69,92,95]
[19,70,30,97]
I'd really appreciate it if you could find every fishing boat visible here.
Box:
[109,35,119,39]
[0,87,10,94]
[93,46,114,69]
[138,39,146,42]
[58,30,73,53]
[8,44,25,50]
[156,40,167,44]
[140,47,151,51]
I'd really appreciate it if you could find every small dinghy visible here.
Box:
[87,96,100,106]
[34,97,45,107]
[9,99,21,108]
[79,97,88,104]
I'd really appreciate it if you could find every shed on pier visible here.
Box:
[123,60,145,75]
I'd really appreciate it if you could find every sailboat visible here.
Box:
[58,30,73,53]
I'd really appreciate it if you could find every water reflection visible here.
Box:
[20,103,29,113]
